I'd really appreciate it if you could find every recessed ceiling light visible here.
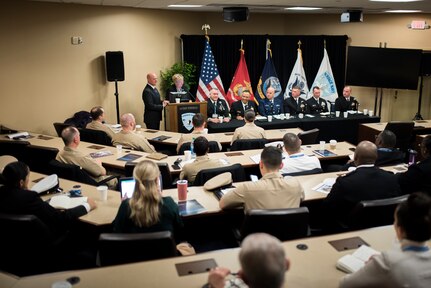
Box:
[285,7,322,11]
[168,5,203,8]
[385,9,422,12]
[370,0,422,2]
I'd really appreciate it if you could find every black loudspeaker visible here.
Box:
[105,51,125,82]
[223,7,249,22]
[421,52,431,76]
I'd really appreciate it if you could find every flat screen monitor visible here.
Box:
[169,91,190,103]
[346,46,422,90]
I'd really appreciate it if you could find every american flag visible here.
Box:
[196,38,226,102]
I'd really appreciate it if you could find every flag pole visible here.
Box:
[324,39,327,49]
[240,39,244,52]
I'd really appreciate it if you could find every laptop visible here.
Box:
[119,176,163,199]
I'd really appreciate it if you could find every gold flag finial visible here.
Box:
[202,24,211,40]
[266,39,272,59]
[297,40,302,49]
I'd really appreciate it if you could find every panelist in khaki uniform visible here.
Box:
[179,136,226,183]
[220,146,304,211]
[85,106,115,138]
[112,113,156,153]
[56,126,117,188]
[176,113,221,153]
[230,110,266,145]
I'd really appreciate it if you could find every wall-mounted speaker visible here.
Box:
[105,51,125,82]
[223,7,249,22]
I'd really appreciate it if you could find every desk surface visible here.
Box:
[9,225,400,288]
[361,120,431,131]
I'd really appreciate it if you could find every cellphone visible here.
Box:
[172,164,181,170]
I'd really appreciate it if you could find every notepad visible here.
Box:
[49,195,88,209]
[336,245,380,273]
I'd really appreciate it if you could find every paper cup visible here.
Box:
[335,111,340,117]
[268,115,273,122]
[184,150,191,161]
[218,116,224,123]
[343,112,348,118]
[175,98,180,103]
[285,113,290,119]
[363,109,368,115]
[298,113,304,119]
[97,185,108,201]
[177,180,188,201]
[319,141,325,150]
[369,110,374,117]
[116,144,122,154]
[203,128,208,134]
[330,140,337,150]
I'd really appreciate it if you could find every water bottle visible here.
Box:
[407,149,417,166]
[190,137,196,159]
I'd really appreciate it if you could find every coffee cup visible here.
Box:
[319,141,325,150]
[369,110,374,117]
[285,113,290,119]
[177,180,188,201]
[116,144,122,154]
[97,185,108,201]
[175,98,180,103]
[335,111,340,117]
[330,140,337,150]
[184,150,192,161]
[203,128,208,134]
[343,112,348,118]
[268,115,273,122]
[363,109,368,115]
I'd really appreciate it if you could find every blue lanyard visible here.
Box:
[402,246,429,252]
[289,153,304,158]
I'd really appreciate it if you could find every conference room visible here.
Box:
[1,0,431,287]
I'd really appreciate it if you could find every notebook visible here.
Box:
[119,176,163,199]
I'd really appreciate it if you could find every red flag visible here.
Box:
[226,49,254,106]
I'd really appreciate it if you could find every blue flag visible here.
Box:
[256,41,282,100]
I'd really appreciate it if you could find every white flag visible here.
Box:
[284,49,309,99]
[310,48,338,102]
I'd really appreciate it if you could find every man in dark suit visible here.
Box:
[258,87,284,116]
[230,90,257,120]
[398,135,431,195]
[283,86,308,115]
[375,130,405,166]
[207,88,231,123]
[322,141,401,231]
[142,72,169,130]
[306,86,328,114]
[334,86,358,112]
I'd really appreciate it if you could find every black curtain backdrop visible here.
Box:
[181,35,348,98]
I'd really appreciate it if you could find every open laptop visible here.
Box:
[119,176,163,199]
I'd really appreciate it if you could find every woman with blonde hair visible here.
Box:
[165,73,192,102]
[113,160,183,239]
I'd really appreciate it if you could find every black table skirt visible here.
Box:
[208,114,380,145]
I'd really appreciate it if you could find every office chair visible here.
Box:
[238,207,310,242]
[0,213,60,276]
[78,128,112,146]
[384,122,415,152]
[0,139,30,159]
[193,164,247,186]
[48,159,118,187]
[98,231,177,267]
[230,138,268,151]
[297,128,320,145]
[346,194,408,230]
[53,122,71,137]
[178,141,221,155]
[282,167,323,177]
[22,144,59,174]
[125,161,175,189]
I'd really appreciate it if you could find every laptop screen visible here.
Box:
[119,176,163,199]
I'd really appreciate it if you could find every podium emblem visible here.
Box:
[181,113,195,131]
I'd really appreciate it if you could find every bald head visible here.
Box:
[266,87,275,100]
[120,113,136,131]
[354,141,378,166]
[147,73,157,86]
[61,126,80,147]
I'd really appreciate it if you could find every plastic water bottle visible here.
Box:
[190,137,196,159]
[407,149,417,166]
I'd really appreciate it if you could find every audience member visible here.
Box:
[112,113,156,153]
[176,113,221,153]
[283,86,308,115]
[0,161,96,237]
[340,192,431,288]
[142,72,169,130]
[207,88,231,123]
[231,110,266,145]
[334,86,358,112]
[230,90,258,120]
[220,146,304,211]
[179,136,226,183]
[280,133,321,175]
[207,233,290,288]
[306,86,328,114]
[85,106,115,138]
[322,141,401,230]
[258,87,284,116]
[112,160,183,241]
[398,135,431,195]
[56,126,117,188]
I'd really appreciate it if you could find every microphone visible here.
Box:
[182,87,196,102]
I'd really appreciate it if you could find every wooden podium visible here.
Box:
[165,102,207,133]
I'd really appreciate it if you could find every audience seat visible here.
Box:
[78,128,112,146]
[97,231,177,267]
[0,139,29,160]
[23,144,59,174]
[125,161,175,189]
[238,207,310,242]
[230,138,268,151]
[178,141,220,155]
[282,168,323,177]
[193,164,246,186]
[384,121,415,152]
[53,122,71,137]
[297,128,319,145]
